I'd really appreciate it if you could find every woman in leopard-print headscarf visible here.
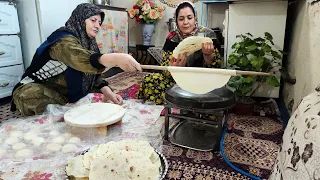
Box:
[12,3,142,116]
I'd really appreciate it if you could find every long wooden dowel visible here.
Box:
[140,65,272,76]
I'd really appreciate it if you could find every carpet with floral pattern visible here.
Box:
[0,72,284,180]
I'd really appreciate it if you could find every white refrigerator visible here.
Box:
[16,0,89,69]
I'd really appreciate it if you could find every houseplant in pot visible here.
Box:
[227,32,283,114]
[128,0,165,45]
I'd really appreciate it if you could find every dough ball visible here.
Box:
[10,131,24,138]
[49,130,59,136]
[53,136,65,144]
[63,133,72,139]
[5,137,19,145]
[15,149,33,158]
[24,132,38,141]
[46,143,62,152]
[62,144,77,153]
[0,149,6,157]
[12,143,27,150]
[68,137,81,144]
[32,137,45,146]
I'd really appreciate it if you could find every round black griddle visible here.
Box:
[165,85,236,110]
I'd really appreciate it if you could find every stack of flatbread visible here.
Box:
[66,140,161,180]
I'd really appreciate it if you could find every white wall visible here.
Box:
[112,0,201,47]
[38,0,89,40]
[283,1,320,112]
[227,1,288,98]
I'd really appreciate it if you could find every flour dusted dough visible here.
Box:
[0,149,6,157]
[15,149,33,158]
[5,137,19,145]
[63,133,72,139]
[172,36,212,59]
[12,143,27,150]
[32,137,45,146]
[10,131,24,138]
[53,136,66,144]
[62,144,77,153]
[49,130,60,136]
[24,132,38,141]
[68,137,81,144]
[46,143,62,152]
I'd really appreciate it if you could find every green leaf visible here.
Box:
[271,50,282,59]
[239,56,250,66]
[245,76,254,83]
[246,32,253,37]
[254,37,265,43]
[262,45,272,52]
[231,43,237,49]
[228,54,239,65]
[240,84,253,95]
[251,56,264,69]
[237,47,247,54]
[265,32,273,41]
[247,45,258,51]
[267,76,280,87]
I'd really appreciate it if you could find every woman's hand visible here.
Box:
[202,42,215,55]
[202,42,215,63]
[99,53,142,72]
[170,53,187,67]
[101,86,123,105]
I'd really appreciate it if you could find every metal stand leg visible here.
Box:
[164,107,170,140]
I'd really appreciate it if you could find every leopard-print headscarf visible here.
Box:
[58,3,105,94]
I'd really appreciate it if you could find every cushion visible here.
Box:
[269,89,320,180]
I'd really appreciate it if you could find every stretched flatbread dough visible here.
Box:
[172,36,212,59]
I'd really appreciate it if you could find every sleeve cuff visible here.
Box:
[90,53,105,69]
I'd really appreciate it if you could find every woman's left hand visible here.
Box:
[201,42,215,56]
[101,86,123,105]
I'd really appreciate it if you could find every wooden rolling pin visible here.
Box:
[140,65,272,76]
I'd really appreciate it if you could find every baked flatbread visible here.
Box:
[172,36,212,59]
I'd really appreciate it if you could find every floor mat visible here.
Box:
[0,72,284,179]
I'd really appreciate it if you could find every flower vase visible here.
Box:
[141,23,155,45]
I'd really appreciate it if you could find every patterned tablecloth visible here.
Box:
[0,93,164,180]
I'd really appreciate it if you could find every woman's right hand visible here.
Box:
[99,53,142,72]
[170,53,187,67]
[117,54,142,72]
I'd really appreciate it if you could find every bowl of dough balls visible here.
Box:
[65,140,168,180]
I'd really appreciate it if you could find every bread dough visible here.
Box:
[10,131,24,138]
[15,149,33,158]
[46,143,62,152]
[32,137,45,146]
[172,36,212,59]
[24,132,38,141]
[5,137,19,145]
[62,144,77,153]
[49,130,59,136]
[12,143,27,150]
[0,149,6,157]
[53,136,65,144]
[68,137,81,144]
[63,133,72,139]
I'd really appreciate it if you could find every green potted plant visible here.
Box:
[227,32,283,114]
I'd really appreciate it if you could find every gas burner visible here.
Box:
[164,85,235,151]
